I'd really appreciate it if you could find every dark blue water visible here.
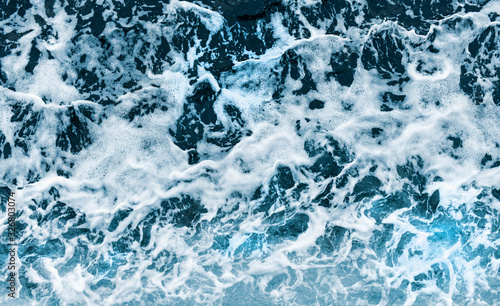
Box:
[1,0,500,304]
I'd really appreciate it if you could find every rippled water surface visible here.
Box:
[1,0,500,304]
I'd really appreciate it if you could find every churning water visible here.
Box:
[1,0,500,304]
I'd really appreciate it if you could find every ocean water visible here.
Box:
[1,0,500,304]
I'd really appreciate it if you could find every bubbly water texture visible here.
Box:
[1,0,500,304]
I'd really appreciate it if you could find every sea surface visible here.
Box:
[1,0,500,305]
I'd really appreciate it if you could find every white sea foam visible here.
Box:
[1,0,500,305]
